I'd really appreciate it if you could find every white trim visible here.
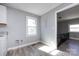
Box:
[70,37,79,40]
[56,3,79,13]
[26,16,38,37]
[41,40,57,50]
[55,4,79,21]
[7,40,40,51]
[55,3,79,22]
[55,9,57,49]
[41,40,49,46]
[56,3,79,48]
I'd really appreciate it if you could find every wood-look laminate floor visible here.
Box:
[6,42,52,56]
[6,42,72,56]
[58,39,79,56]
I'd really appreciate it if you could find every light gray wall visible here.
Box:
[58,4,79,40]
[57,21,68,34]
[7,7,41,48]
[41,3,72,49]
[58,19,79,40]
[68,19,79,39]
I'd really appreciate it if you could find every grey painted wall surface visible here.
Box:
[57,21,68,34]
[58,19,79,39]
[58,4,79,21]
[7,7,41,48]
[41,3,72,49]
[57,4,79,39]
[69,19,79,39]
[0,3,73,49]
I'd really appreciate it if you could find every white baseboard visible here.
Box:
[41,40,57,50]
[7,40,40,51]
[70,37,79,40]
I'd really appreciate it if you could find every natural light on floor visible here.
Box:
[38,45,61,55]
[50,50,61,55]
[38,45,54,53]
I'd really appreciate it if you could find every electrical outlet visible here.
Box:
[16,40,19,44]
[21,40,23,42]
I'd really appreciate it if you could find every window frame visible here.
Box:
[26,16,37,36]
[69,24,79,32]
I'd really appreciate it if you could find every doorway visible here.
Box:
[56,4,79,55]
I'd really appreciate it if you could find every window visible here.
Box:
[26,16,37,35]
[69,24,79,32]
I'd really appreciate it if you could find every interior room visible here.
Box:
[57,4,79,56]
[0,3,78,56]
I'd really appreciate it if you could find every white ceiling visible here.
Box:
[3,3,61,16]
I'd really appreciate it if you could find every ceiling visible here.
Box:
[3,3,61,16]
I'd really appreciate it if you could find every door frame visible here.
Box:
[55,3,79,48]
